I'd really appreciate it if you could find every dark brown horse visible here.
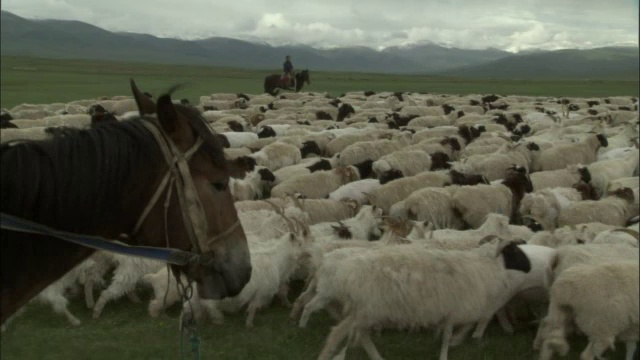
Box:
[0,80,252,325]
[263,69,311,96]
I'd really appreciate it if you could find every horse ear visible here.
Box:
[130,79,156,116]
[156,93,190,141]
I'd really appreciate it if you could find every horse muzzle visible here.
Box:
[197,245,252,300]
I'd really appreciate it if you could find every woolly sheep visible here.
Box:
[92,254,164,319]
[229,166,275,201]
[271,166,360,199]
[532,133,608,171]
[390,186,463,230]
[328,179,382,205]
[371,150,433,178]
[366,171,452,214]
[519,187,584,231]
[557,187,636,228]
[249,141,302,171]
[311,239,531,360]
[141,266,189,317]
[529,164,592,191]
[450,166,533,229]
[536,261,639,360]
[587,152,639,198]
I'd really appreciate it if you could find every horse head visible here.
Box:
[131,80,252,300]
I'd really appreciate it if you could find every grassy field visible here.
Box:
[1,283,628,360]
[1,56,638,110]
[0,56,636,360]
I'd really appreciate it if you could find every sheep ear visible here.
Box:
[499,241,531,272]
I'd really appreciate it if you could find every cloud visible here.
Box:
[2,0,638,52]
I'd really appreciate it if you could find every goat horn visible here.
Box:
[478,234,500,245]
[264,199,295,233]
[289,193,305,210]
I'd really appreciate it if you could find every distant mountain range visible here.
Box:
[1,11,638,78]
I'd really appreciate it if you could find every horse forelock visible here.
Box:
[173,103,227,171]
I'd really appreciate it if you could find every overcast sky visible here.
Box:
[3,0,638,52]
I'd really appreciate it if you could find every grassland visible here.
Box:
[1,56,638,110]
[1,283,628,360]
[0,56,635,360]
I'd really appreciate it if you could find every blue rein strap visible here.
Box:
[0,212,202,266]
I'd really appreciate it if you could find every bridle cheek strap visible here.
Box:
[131,119,207,254]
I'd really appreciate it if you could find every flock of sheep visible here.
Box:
[1,89,639,360]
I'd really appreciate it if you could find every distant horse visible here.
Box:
[263,69,311,96]
[0,79,252,325]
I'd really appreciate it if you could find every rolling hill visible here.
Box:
[436,47,639,79]
[1,10,637,78]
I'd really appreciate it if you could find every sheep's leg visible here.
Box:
[318,316,354,360]
[471,318,490,340]
[245,302,259,328]
[202,301,225,325]
[331,345,348,360]
[92,279,133,319]
[532,317,549,351]
[496,308,515,333]
[277,283,292,308]
[359,330,385,360]
[291,278,317,320]
[47,293,81,326]
[84,278,95,309]
[438,322,453,360]
[451,324,474,346]
[624,341,637,360]
[299,295,329,328]
[580,338,612,360]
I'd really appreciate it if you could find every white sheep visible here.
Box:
[92,254,165,319]
[221,132,259,148]
[228,166,275,201]
[591,228,638,247]
[328,179,382,205]
[536,261,639,360]
[529,164,591,191]
[271,166,360,199]
[450,166,533,229]
[587,152,639,198]
[390,186,464,230]
[367,171,452,214]
[141,266,189,317]
[518,187,584,231]
[184,220,313,328]
[1,257,96,330]
[337,133,411,166]
[311,238,531,360]
[532,133,607,171]
[371,150,433,178]
[249,141,302,171]
[557,187,635,228]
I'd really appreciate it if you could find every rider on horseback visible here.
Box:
[282,55,295,88]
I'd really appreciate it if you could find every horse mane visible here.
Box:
[0,119,163,233]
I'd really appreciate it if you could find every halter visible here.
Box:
[132,117,240,257]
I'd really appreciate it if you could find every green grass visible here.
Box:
[0,55,635,360]
[0,284,628,360]
[1,56,638,110]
